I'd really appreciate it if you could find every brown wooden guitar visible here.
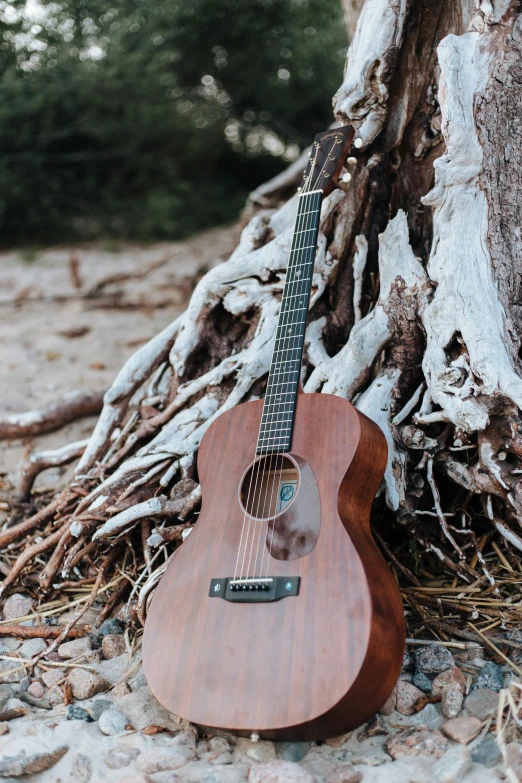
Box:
[143,125,405,741]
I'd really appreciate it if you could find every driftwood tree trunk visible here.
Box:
[3,0,522,628]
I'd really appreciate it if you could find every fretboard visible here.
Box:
[256,189,322,455]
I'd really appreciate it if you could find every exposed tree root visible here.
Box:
[0,390,105,439]
[1,0,522,646]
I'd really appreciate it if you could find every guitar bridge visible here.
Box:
[209,576,300,603]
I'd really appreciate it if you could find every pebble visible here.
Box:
[505,742,522,779]
[18,676,30,693]
[58,607,100,627]
[2,593,34,622]
[0,660,21,684]
[408,703,444,729]
[441,688,464,719]
[325,765,362,783]
[470,733,500,767]
[412,672,432,693]
[93,653,128,684]
[112,681,132,698]
[98,707,129,735]
[274,743,311,763]
[441,717,482,744]
[463,688,499,720]
[90,698,113,720]
[0,743,68,776]
[396,680,424,715]
[42,668,65,687]
[67,668,109,700]
[0,723,8,736]
[505,628,522,643]
[432,666,466,696]
[0,685,13,712]
[18,638,47,658]
[47,685,65,707]
[248,760,315,783]
[0,637,21,653]
[27,681,45,699]
[66,704,93,722]
[379,686,397,716]
[98,618,126,638]
[119,776,153,783]
[102,633,126,659]
[135,745,195,774]
[58,637,92,660]
[432,746,471,783]
[325,734,351,748]
[236,738,277,763]
[414,644,455,677]
[386,726,448,759]
[401,652,413,672]
[357,714,388,740]
[470,661,504,693]
[116,685,185,731]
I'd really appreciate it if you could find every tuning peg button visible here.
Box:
[354,138,363,149]
[341,173,352,183]
[347,157,357,165]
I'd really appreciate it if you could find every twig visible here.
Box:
[17,439,89,500]
[0,523,69,598]
[32,549,118,666]
[373,529,421,586]
[426,458,464,558]
[0,389,105,439]
[0,624,90,639]
[469,622,522,679]
[405,638,481,650]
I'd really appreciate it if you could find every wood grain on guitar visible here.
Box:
[143,124,405,740]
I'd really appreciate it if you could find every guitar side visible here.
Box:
[143,392,404,740]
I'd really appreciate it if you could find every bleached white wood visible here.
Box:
[357,368,405,510]
[352,235,368,323]
[421,32,522,432]
[306,210,429,399]
[334,0,409,144]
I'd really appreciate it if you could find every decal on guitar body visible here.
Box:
[143,124,405,741]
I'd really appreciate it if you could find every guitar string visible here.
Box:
[256,150,335,576]
[232,152,319,584]
[250,192,318,578]
[263,149,335,578]
[260,194,319,579]
[237,135,338,582]
[242,180,318,580]
[254,144,335,580]
[254,192,319,579]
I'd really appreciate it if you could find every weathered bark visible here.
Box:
[2,0,522,620]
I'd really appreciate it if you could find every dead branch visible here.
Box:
[0,390,105,440]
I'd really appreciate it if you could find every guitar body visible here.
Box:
[143,391,404,740]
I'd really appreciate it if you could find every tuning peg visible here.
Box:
[341,172,352,183]
[347,157,357,165]
[354,138,363,149]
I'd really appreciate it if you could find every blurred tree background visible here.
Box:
[0,0,347,245]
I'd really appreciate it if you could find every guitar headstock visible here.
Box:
[299,125,356,197]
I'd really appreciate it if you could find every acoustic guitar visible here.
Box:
[143,125,405,741]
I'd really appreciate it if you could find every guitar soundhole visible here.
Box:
[239,453,321,561]
[240,455,299,521]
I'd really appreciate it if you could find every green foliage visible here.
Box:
[0,0,346,244]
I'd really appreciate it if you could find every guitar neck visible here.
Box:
[256,189,323,455]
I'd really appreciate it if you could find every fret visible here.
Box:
[260,416,294,426]
[256,189,322,453]
[257,433,293,444]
